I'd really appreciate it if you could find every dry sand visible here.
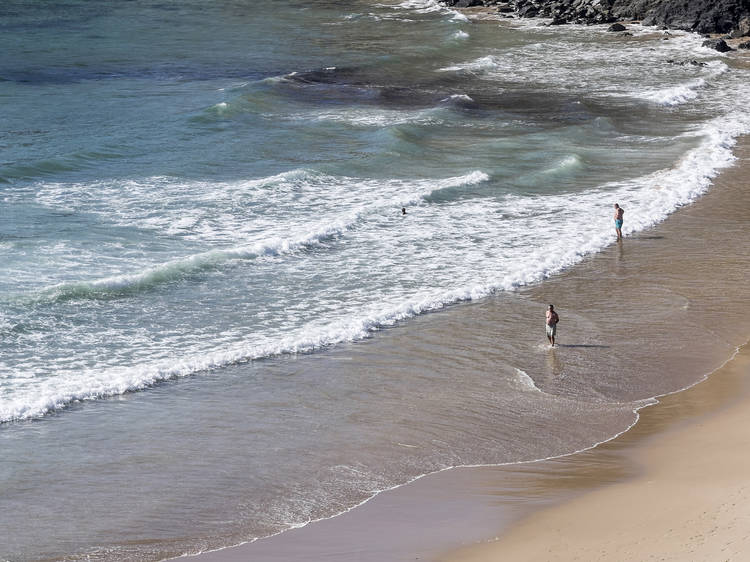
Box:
[444,346,750,562]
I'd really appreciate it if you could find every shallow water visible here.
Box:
[2,1,750,559]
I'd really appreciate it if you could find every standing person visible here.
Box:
[546,304,559,347]
[614,203,624,241]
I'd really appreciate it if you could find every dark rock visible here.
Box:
[738,40,750,48]
[608,22,627,31]
[639,0,750,35]
[453,0,484,7]
[730,16,750,37]
[702,38,733,51]
[502,0,750,35]
[550,15,568,24]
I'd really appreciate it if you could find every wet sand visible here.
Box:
[443,343,750,562]
[187,128,750,562]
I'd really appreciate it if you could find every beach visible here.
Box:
[189,139,750,562]
[3,3,750,560]
[445,344,750,562]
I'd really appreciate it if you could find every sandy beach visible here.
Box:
[444,344,750,562]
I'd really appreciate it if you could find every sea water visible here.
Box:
[2,0,750,559]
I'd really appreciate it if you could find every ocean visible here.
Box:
[2,0,750,559]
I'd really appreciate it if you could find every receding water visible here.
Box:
[2,0,750,559]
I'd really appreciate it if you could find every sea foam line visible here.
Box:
[15,170,490,305]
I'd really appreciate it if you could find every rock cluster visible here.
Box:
[442,0,750,36]
[511,0,618,25]
[701,38,733,51]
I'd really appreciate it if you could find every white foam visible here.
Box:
[630,59,728,106]
[435,28,731,107]
[640,81,702,106]
[439,55,500,73]
[393,0,468,22]
[440,93,474,103]
[22,169,490,302]
[512,369,543,393]
[298,108,442,127]
[539,154,582,175]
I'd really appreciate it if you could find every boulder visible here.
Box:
[517,4,540,17]
[453,0,485,6]
[738,40,750,48]
[504,0,750,35]
[608,22,627,30]
[701,38,733,52]
[640,0,750,35]
[730,16,750,37]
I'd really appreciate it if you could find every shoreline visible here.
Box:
[440,135,750,560]
[185,128,750,560]
[443,344,750,561]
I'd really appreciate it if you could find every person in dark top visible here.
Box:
[546,304,560,347]
[614,203,624,241]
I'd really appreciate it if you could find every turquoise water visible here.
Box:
[2,1,750,559]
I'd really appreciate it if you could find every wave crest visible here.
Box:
[20,170,491,305]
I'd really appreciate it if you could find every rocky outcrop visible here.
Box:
[510,0,620,25]
[444,0,750,36]
[702,38,733,51]
[444,0,485,6]
[632,0,750,34]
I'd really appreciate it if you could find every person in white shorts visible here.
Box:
[546,304,559,347]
